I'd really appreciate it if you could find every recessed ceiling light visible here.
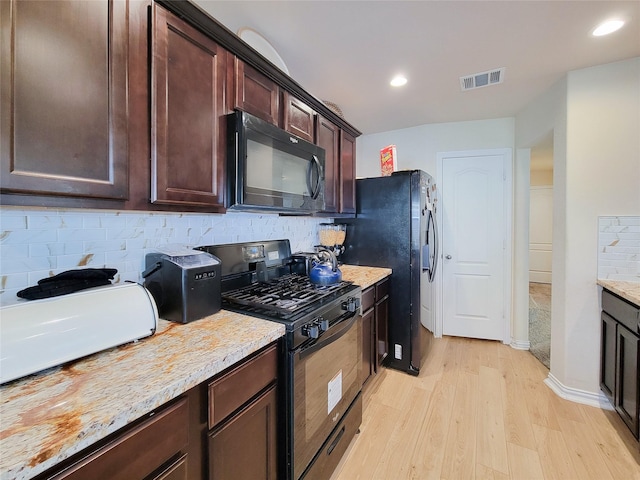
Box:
[592,19,625,36]
[390,75,407,87]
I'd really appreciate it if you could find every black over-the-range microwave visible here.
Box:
[226,110,326,214]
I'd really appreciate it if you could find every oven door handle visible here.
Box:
[298,311,358,359]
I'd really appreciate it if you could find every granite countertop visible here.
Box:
[597,279,640,307]
[340,264,392,290]
[0,311,285,480]
[0,265,390,480]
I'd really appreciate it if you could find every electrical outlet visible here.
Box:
[394,344,402,359]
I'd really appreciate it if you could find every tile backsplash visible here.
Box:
[598,216,640,281]
[0,207,328,304]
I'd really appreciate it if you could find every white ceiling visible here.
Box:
[194,0,640,135]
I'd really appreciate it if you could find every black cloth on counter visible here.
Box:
[17,268,118,300]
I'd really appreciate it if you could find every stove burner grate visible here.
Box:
[222,274,351,314]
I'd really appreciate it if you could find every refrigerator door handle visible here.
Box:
[424,210,438,282]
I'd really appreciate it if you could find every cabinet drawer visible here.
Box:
[376,277,390,300]
[603,290,640,333]
[208,344,278,429]
[362,286,375,312]
[152,453,188,480]
[50,397,189,480]
[301,393,362,480]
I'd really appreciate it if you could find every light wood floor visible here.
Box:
[331,336,640,480]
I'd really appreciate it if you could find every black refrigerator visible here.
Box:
[339,170,438,376]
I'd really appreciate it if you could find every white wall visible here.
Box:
[516,56,640,398]
[356,118,515,178]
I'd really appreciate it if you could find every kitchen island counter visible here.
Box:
[0,310,285,480]
[597,279,640,306]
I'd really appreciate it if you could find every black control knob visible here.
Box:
[318,318,329,331]
[302,323,320,339]
[342,297,361,313]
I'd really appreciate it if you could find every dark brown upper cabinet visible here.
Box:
[0,0,129,200]
[316,115,340,213]
[283,92,315,143]
[150,3,227,210]
[233,58,280,126]
[340,131,357,214]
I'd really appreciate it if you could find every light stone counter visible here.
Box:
[597,279,640,306]
[0,311,285,480]
[340,264,392,290]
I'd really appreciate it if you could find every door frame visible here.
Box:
[434,148,513,344]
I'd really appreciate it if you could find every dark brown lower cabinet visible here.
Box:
[152,454,188,480]
[37,397,189,480]
[36,342,280,480]
[207,343,279,480]
[600,312,617,401]
[600,289,639,440]
[616,324,639,436]
[361,277,390,388]
[375,279,390,366]
[208,386,278,479]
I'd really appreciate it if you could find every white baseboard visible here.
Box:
[510,339,530,350]
[544,373,614,410]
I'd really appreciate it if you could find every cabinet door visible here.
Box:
[0,0,128,199]
[616,324,639,438]
[316,116,340,213]
[340,131,356,214]
[283,92,315,142]
[151,4,226,209]
[600,312,617,402]
[361,308,375,387]
[208,386,278,480]
[376,295,389,367]
[233,59,279,126]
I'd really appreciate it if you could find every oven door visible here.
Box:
[290,311,362,480]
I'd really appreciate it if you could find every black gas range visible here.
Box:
[197,240,363,480]
[198,240,361,349]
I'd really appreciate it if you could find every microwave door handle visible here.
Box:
[308,155,321,200]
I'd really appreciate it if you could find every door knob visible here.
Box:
[445,255,452,259]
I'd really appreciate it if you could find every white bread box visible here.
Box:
[0,282,158,384]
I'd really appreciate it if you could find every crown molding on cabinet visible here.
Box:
[155,0,362,138]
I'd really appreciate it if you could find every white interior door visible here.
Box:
[439,150,511,341]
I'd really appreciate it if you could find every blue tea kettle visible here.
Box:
[309,248,342,286]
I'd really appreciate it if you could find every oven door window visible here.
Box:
[292,315,362,479]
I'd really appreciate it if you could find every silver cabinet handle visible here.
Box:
[445,255,452,259]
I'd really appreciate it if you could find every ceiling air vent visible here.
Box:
[460,67,505,91]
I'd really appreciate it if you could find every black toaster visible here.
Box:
[142,248,221,323]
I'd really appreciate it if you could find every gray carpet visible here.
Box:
[529,283,551,369]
